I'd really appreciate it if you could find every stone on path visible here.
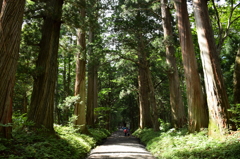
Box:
[86,129,156,159]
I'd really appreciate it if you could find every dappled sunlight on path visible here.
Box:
[86,129,156,159]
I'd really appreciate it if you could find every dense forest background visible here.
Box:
[1,0,240,140]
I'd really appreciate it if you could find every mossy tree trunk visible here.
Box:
[28,0,63,133]
[0,0,25,138]
[193,0,231,137]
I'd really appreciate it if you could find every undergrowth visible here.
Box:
[0,124,110,159]
[133,128,240,159]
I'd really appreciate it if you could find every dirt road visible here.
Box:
[86,129,156,159]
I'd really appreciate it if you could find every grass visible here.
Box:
[0,125,110,159]
[133,128,240,159]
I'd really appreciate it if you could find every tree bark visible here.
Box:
[0,0,25,138]
[161,0,186,128]
[148,70,160,131]
[137,18,159,130]
[28,0,63,133]
[174,0,208,133]
[22,91,28,114]
[233,47,240,129]
[0,0,3,13]
[234,48,240,105]
[137,34,153,129]
[138,61,152,129]
[87,30,98,127]
[193,0,230,137]
[73,2,88,134]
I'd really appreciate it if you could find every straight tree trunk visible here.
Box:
[174,0,208,132]
[138,41,153,129]
[67,55,71,95]
[148,70,160,131]
[138,63,152,129]
[161,0,186,128]
[74,29,87,132]
[231,47,240,130]
[234,48,240,105]
[87,30,98,127]
[137,26,158,130]
[73,2,88,134]
[22,91,28,114]
[0,0,25,138]
[0,0,3,13]
[193,0,230,137]
[28,0,63,133]
[63,52,67,97]
[86,30,94,126]
[233,48,240,128]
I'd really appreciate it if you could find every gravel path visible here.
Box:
[86,129,156,159]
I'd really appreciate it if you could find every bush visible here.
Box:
[229,104,240,129]
[0,124,110,159]
[89,128,110,144]
[133,128,240,159]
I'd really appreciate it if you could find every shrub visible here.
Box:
[133,127,240,159]
[0,124,110,159]
[229,104,240,129]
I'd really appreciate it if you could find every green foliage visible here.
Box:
[58,95,80,110]
[133,128,161,145]
[0,124,110,159]
[12,112,34,133]
[158,118,171,132]
[229,104,240,128]
[88,128,111,144]
[133,128,240,159]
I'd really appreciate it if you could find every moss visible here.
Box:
[208,117,226,140]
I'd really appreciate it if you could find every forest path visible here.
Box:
[86,129,156,159]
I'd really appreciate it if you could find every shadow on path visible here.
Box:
[86,129,156,159]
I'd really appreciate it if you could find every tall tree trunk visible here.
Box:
[28,0,63,133]
[62,56,72,124]
[233,47,240,128]
[234,48,240,105]
[232,47,240,130]
[148,70,160,131]
[86,30,94,127]
[193,0,231,137]
[138,49,152,129]
[63,52,67,96]
[73,2,88,134]
[87,30,98,127]
[0,0,25,138]
[62,52,70,124]
[161,0,186,128]
[137,30,159,130]
[22,91,28,114]
[67,55,71,96]
[0,0,3,13]
[174,0,208,133]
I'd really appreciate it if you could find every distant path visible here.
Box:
[86,129,156,159]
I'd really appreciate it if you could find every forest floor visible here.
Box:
[86,129,156,159]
